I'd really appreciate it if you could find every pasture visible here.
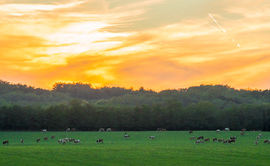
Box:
[0,131,270,166]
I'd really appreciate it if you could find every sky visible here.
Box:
[0,0,270,91]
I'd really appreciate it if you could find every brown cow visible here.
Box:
[197,136,204,140]
[71,128,76,131]
[69,138,75,142]
[263,139,270,144]
[204,138,210,142]
[218,138,224,142]
[3,140,9,145]
[21,139,24,144]
[36,138,40,143]
[213,138,218,142]
[44,137,48,141]
[96,139,103,144]
[51,136,55,139]
[189,130,193,134]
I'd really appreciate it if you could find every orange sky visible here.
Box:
[0,0,270,91]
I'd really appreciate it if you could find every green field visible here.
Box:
[0,131,270,166]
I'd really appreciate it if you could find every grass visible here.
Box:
[0,131,270,166]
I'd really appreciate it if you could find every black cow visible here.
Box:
[96,139,103,144]
[3,140,9,145]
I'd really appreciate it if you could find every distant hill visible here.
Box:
[0,79,270,109]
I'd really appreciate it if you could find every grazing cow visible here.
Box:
[224,128,230,131]
[241,131,244,136]
[3,140,9,145]
[263,139,270,144]
[228,139,236,143]
[58,139,63,143]
[21,139,24,144]
[96,139,103,144]
[218,138,224,142]
[99,128,105,132]
[69,138,75,142]
[73,139,80,144]
[36,138,40,143]
[106,128,112,132]
[259,134,263,138]
[189,130,193,134]
[256,136,260,140]
[223,140,229,144]
[124,133,130,139]
[216,129,221,133]
[213,138,218,142]
[190,136,196,140]
[194,140,204,144]
[241,128,247,132]
[51,136,55,139]
[230,137,237,140]
[62,140,67,145]
[204,138,210,142]
[71,128,76,131]
[148,136,156,140]
[44,137,48,141]
[254,141,258,145]
[197,136,204,140]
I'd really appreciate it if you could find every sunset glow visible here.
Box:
[1,0,270,91]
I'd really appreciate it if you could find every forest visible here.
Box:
[0,79,270,131]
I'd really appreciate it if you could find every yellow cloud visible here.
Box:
[0,0,270,91]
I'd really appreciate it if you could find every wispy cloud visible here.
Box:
[0,1,86,15]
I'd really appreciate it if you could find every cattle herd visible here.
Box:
[1,131,152,145]
[190,129,270,145]
[2,128,270,146]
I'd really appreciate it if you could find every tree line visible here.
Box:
[1,79,270,131]
[0,99,270,131]
[1,80,270,109]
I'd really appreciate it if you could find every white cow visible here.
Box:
[73,139,80,144]
[148,136,156,140]
[106,128,112,132]
[224,128,230,131]
[99,128,105,132]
